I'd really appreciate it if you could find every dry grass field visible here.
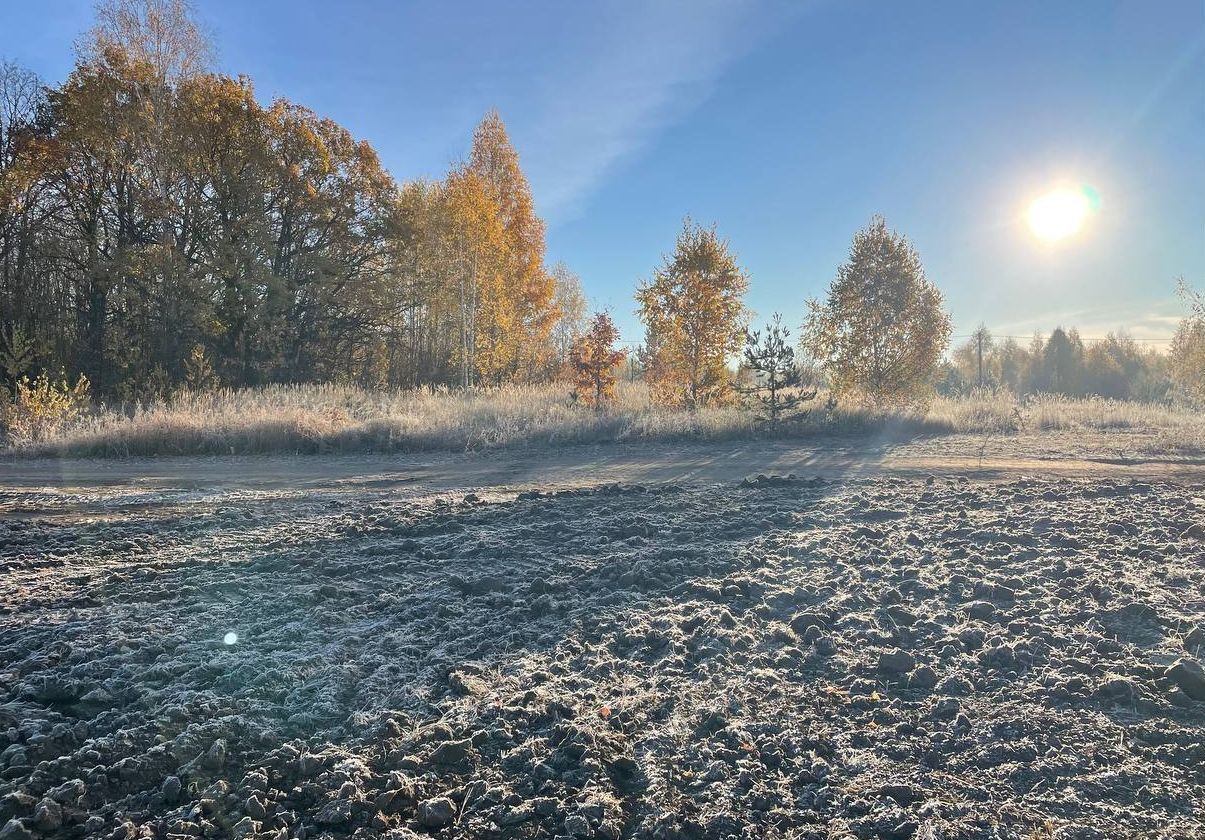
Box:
[4,382,1204,459]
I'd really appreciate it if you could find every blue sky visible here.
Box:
[3,0,1203,347]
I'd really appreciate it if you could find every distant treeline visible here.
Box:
[939,327,1175,402]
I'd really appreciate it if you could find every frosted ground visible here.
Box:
[1,441,1203,840]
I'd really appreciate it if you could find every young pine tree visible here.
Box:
[739,314,816,426]
[570,312,626,408]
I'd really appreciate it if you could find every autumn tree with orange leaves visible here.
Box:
[635,219,749,407]
[0,2,580,396]
[570,312,625,407]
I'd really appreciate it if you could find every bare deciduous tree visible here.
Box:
[80,0,212,82]
[549,262,587,372]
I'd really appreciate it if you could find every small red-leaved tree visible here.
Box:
[571,312,626,407]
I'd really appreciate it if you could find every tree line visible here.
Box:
[942,326,1175,402]
[622,213,1202,414]
[0,1,586,400]
[2,0,1202,415]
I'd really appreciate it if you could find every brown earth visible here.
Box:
[1,440,1203,839]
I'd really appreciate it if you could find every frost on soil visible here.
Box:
[1,475,1203,839]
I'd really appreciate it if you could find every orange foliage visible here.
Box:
[570,313,625,407]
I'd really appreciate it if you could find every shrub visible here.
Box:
[1170,281,1205,404]
[182,344,219,391]
[1,371,92,445]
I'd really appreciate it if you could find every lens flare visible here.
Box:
[223,632,239,645]
[1027,186,1097,242]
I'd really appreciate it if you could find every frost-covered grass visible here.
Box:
[5,382,754,456]
[927,390,1205,434]
[3,381,1203,457]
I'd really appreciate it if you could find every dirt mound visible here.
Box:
[1,475,1203,838]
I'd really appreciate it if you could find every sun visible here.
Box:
[1026,187,1095,242]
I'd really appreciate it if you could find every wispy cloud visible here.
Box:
[990,296,1188,341]
[521,2,799,225]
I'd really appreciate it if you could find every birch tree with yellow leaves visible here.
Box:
[635,219,749,407]
[465,111,559,383]
[803,216,951,408]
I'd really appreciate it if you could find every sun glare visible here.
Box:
[1026,187,1096,242]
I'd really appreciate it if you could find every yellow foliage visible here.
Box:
[444,168,509,385]
[803,216,952,409]
[1,372,92,445]
[465,111,559,381]
[636,219,749,408]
